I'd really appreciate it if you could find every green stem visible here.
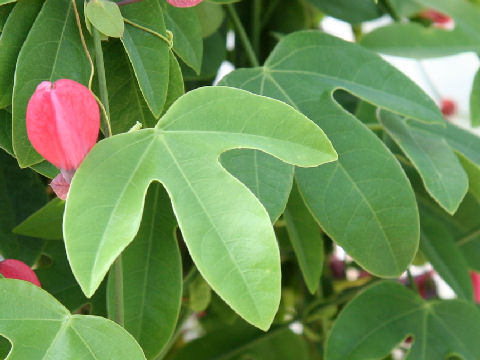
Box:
[366,123,384,131]
[252,0,261,57]
[114,255,125,326]
[92,28,112,137]
[407,268,420,295]
[226,4,260,67]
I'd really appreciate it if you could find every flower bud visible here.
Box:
[471,271,480,304]
[167,0,202,7]
[0,259,41,287]
[26,79,100,171]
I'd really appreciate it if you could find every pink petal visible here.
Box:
[26,79,100,170]
[167,0,202,8]
[471,271,480,303]
[0,259,41,287]
[50,172,71,200]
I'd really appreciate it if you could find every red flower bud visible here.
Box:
[440,98,456,117]
[167,0,202,7]
[419,9,454,29]
[26,79,100,171]
[471,271,480,303]
[0,259,41,287]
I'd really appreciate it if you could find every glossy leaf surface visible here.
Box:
[64,86,337,330]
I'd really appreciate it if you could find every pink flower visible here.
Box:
[167,0,202,8]
[0,259,41,287]
[26,79,100,199]
[471,271,480,303]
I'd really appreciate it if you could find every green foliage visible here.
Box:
[1,0,480,358]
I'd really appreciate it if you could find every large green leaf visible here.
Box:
[172,324,309,360]
[284,181,323,294]
[0,0,43,108]
[13,198,64,240]
[0,151,47,265]
[120,0,170,118]
[0,279,145,359]
[64,86,336,330]
[325,281,480,360]
[161,1,203,73]
[419,212,473,301]
[12,0,91,167]
[361,0,480,58]
[221,31,443,277]
[379,111,468,214]
[307,0,382,23]
[107,183,182,359]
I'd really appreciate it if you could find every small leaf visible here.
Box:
[284,181,323,294]
[189,274,211,312]
[85,0,124,38]
[470,67,480,127]
[379,111,468,214]
[0,279,145,360]
[325,281,480,360]
[13,198,64,240]
[107,183,182,359]
[64,86,336,330]
[121,0,170,118]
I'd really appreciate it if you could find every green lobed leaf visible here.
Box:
[284,181,323,294]
[361,0,480,58]
[120,0,170,118]
[0,279,145,360]
[161,0,203,73]
[12,0,91,167]
[470,67,480,127]
[419,212,473,301]
[379,111,468,214]
[0,0,43,109]
[221,31,444,277]
[0,150,47,265]
[172,324,309,360]
[64,86,337,330]
[107,183,182,360]
[85,0,124,38]
[325,281,480,360]
[13,198,64,240]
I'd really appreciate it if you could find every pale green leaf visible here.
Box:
[86,0,124,38]
[0,279,145,360]
[64,86,336,330]
[189,274,212,312]
[12,0,91,167]
[470,67,480,127]
[325,281,480,360]
[121,0,169,118]
[107,183,182,359]
[379,111,468,214]
[284,181,323,294]
[13,198,64,240]
[221,31,443,276]
[0,0,43,108]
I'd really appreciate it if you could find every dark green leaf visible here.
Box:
[307,0,382,23]
[107,183,182,359]
[13,198,64,240]
[121,0,170,118]
[326,281,480,360]
[284,181,323,294]
[0,0,43,108]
